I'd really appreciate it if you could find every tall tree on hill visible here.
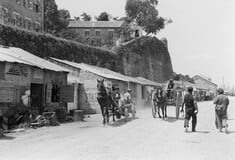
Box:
[96,12,110,21]
[58,9,71,29]
[44,0,59,33]
[44,0,71,34]
[125,0,172,35]
[81,12,92,21]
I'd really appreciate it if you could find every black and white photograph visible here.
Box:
[0,0,234,160]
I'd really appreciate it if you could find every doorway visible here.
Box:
[30,83,43,114]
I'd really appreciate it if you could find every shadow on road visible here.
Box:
[226,131,235,134]
[163,116,184,123]
[110,117,139,127]
[183,140,199,144]
[194,130,210,134]
[0,134,15,140]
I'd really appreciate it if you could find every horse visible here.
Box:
[152,88,168,119]
[97,79,117,124]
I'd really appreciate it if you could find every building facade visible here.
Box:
[68,21,143,45]
[193,75,217,96]
[0,0,43,32]
[0,46,69,116]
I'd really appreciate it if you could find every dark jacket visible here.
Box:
[182,93,197,112]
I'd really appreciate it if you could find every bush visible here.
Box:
[0,24,123,72]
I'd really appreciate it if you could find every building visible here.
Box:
[0,46,70,115]
[193,75,217,97]
[0,0,43,32]
[67,20,143,45]
[49,58,161,113]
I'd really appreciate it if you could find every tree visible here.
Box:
[96,12,110,21]
[58,9,71,30]
[125,0,171,35]
[81,12,92,21]
[44,0,59,33]
[44,0,71,34]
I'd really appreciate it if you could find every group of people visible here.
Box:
[111,87,133,109]
[152,79,230,133]
[181,86,229,133]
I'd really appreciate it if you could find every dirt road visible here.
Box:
[1,97,235,160]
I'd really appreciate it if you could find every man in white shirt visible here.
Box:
[123,88,132,104]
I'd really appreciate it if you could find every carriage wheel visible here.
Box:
[152,105,156,118]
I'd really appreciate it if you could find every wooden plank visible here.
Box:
[0,87,14,103]
[61,85,74,102]
[46,84,52,103]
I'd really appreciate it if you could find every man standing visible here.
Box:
[213,88,229,133]
[181,87,198,132]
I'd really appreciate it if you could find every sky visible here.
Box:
[55,0,235,88]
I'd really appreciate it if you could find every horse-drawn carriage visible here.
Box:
[97,79,136,124]
[152,87,184,119]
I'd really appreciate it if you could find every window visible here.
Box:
[23,0,27,8]
[0,6,3,21]
[12,12,21,27]
[34,21,41,32]
[95,30,101,37]
[135,30,140,37]
[1,7,8,24]
[51,83,61,102]
[85,30,90,37]
[108,30,114,39]
[33,0,40,13]
[35,4,39,12]
[25,17,32,30]
[28,20,32,30]
[16,0,22,5]
[28,0,33,10]
[18,16,23,27]
[12,13,17,26]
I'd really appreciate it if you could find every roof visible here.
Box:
[136,77,162,87]
[50,57,127,82]
[50,57,148,85]
[193,75,217,86]
[68,21,124,28]
[0,46,69,72]
[170,80,210,90]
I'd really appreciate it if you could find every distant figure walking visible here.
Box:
[213,88,229,133]
[181,87,198,132]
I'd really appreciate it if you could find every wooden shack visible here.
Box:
[0,46,71,115]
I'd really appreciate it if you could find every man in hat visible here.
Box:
[181,86,198,132]
[166,79,175,99]
[213,88,229,133]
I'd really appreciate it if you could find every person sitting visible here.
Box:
[166,79,174,99]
